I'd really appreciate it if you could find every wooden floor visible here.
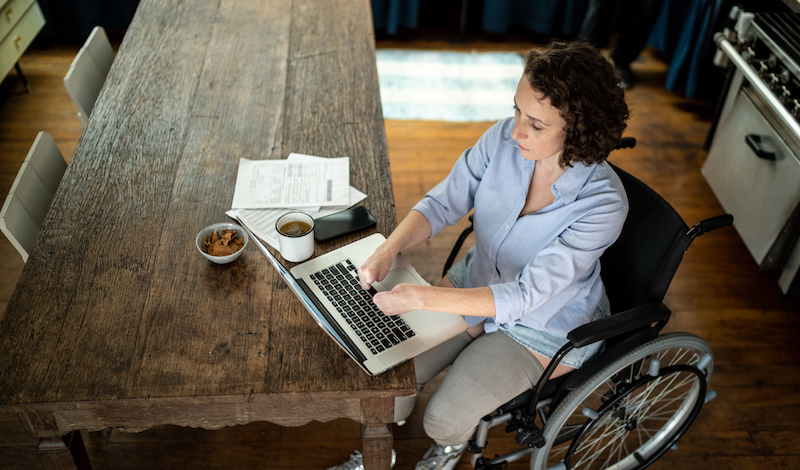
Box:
[2,28,800,470]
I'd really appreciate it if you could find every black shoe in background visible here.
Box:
[615,64,634,90]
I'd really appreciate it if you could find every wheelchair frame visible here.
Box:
[467,321,714,470]
[439,139,732,469]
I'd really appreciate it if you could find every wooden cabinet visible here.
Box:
[0,0,45,83]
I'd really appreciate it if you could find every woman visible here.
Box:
[329,40,630,470]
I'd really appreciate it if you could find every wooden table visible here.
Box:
[0,1,414,468]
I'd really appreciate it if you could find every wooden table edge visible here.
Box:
[2,389,416,437]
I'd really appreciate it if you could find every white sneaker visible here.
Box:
[325,449,397,470]
[413,443,466,470]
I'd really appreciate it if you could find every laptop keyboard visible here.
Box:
[309,259,416,354]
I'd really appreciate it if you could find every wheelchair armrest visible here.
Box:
[526,302,669,419]
[567,302,671,348]
[614,136,636,149]
[686,214,733,239]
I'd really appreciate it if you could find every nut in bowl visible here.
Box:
[196,223,249,264]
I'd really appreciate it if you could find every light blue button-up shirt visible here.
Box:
[413,117,628,335]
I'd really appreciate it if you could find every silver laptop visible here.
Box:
[233,217,467,376]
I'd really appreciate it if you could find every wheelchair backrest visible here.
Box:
[600,164,691,314]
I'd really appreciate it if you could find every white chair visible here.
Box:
[0,132,67,262]
[64,26,115,128]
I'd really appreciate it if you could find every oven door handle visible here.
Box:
[745,134,777,160]
[715,32,800,140]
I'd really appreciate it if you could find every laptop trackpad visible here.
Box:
[374,266,418,292]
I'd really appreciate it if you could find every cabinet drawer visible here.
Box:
[0,0,43,79]
[0,0,36,43]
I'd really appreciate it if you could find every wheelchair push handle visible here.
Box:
[614,137,636,150]
[687,214,734,238]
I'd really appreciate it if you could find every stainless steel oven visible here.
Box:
[704,11,800,295]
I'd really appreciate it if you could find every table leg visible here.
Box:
[14,62,30,92]
[36,431,91,470]
[360,397,394,470]
[361,424,393,470]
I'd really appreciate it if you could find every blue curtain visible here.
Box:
[371,0,420,35]
[648,1,690,62]
[477,0,740,99]
[481,0,589,37]
[38,0,139,38]
[649,0,733,99]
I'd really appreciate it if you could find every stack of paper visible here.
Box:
[226,153,365,250]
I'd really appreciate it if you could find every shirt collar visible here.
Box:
[505,136,596,204]
[552,161,597,204]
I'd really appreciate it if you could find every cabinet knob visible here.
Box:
[6,8,12,18]
[14,35,22,46]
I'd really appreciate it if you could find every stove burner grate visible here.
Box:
[754,12,800,70]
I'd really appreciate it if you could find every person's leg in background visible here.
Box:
[611,0,665,89]
[578,0,664,89]
[578,0,618,48]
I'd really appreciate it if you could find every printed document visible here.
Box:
[228,153,366,250]
[231,155,350,209]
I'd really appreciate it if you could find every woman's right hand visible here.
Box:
[357,242,397,290]
[358,209,433,291]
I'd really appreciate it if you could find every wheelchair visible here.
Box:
[441,138,733,470]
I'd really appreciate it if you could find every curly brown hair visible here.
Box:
[524,40,629,167]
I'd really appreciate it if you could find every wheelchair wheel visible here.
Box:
[530,332,712,470]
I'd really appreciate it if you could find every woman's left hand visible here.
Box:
[372,283,421,316]
[374,283,496,319]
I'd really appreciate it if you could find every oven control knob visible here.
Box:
[779,69,791,84]
[768,54,778,68]
[793,100,800,120]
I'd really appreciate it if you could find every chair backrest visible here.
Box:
[0,132,67,262]
[64,26,115,128]
[83,26,115,77]
[600,164,691,314]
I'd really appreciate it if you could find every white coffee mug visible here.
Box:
[275,212,315,262]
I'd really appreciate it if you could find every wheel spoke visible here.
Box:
[571,417,618,466]
[629,371,695,423]
[574,424,627,469]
